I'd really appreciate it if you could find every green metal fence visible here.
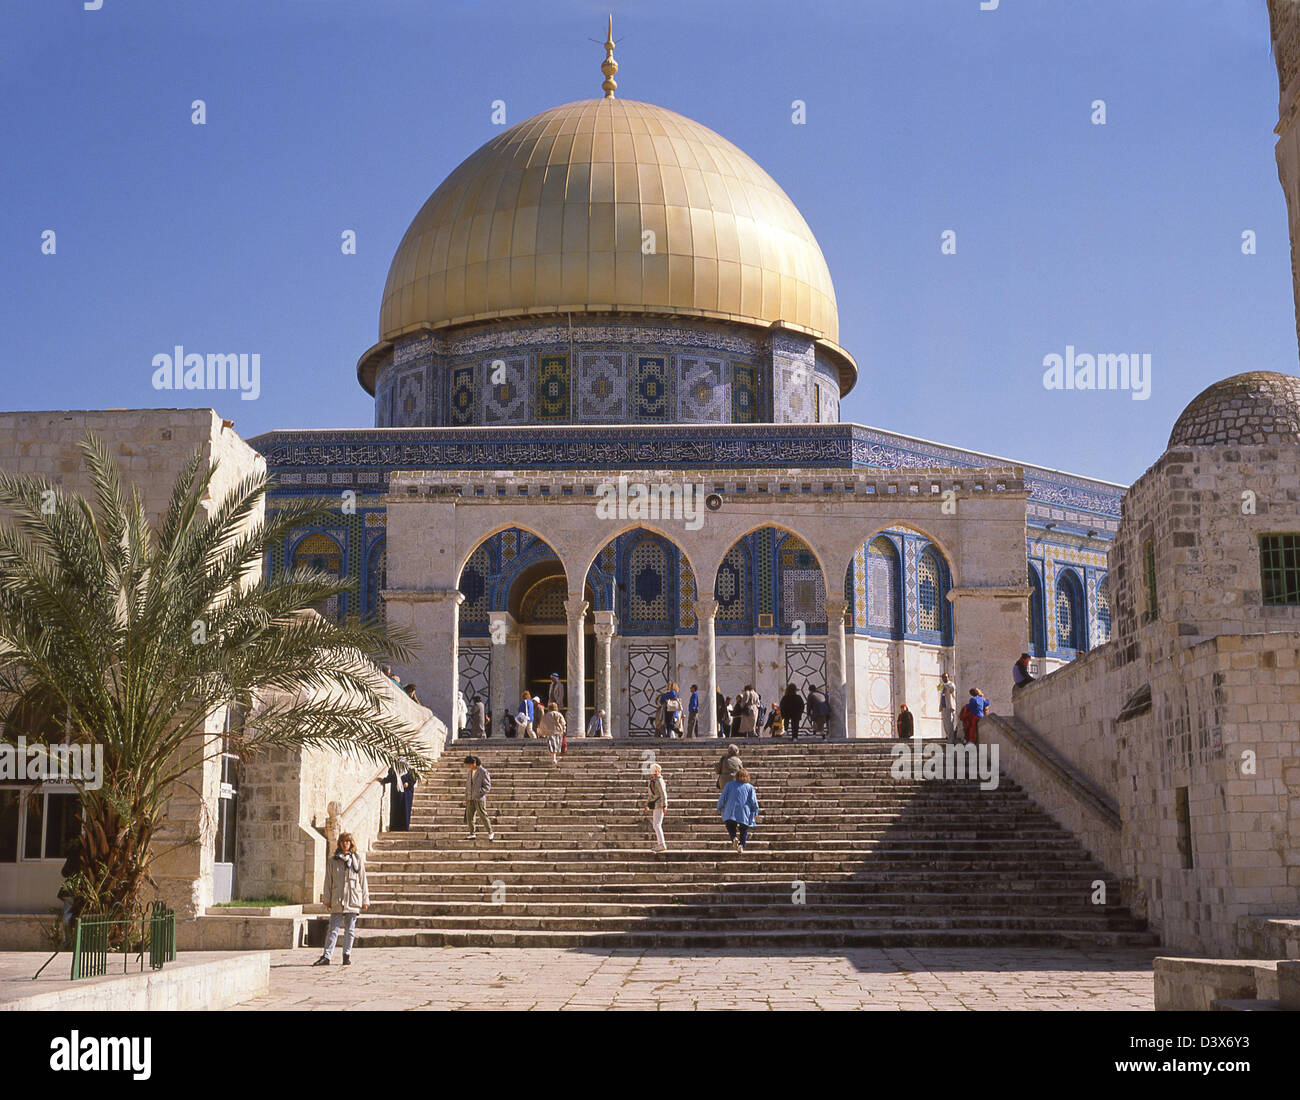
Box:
[69,902,177,980]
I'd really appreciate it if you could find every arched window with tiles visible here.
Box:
[1055,568,1086,653]
[916,545,952,644]
[1028,565,1046,658]
[458,542,493,635]
[623,534,673,634]
[365,538,387,624]
[866,536,902,639]
[777,533,826,633]
[1096,574,1112,644]
[715,541,753,634]
[291,532,344,621]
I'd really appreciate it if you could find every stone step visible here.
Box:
[367,741,1150,949]
[352,912,1150,932]
[365,899,1140,918]
[334,926,1161,949]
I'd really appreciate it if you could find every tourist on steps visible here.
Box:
[463,755,494,841]
[657,682,683,737]
[470,694,486,738]
[736,685,759,738]
[378,759,417,831]
[716,688,730,738]
[587,707,607,737]
[516,691,536,738]
[644,762,669,854]
[806,684,829,736]
[779,683,805,741]
[548,672,566,710]
[1013,653,1036,690]
[314,832,368,967]
[687,684,700,738]
[715,743,743,789]
[717,767,760,853]
[937,673,958,743]
[539,701,567,765]
[897,703,914,741]
[960,688,991,745]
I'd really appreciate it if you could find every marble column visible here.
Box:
[824,597,849,739]
[593,610,616,737]
[564,596,589,738]
[381,587,464,736]
[693,596,719,738]
[487,611,516,738]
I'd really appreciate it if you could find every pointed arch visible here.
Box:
[1028,564,1046,658]
[1055,567,1086,653]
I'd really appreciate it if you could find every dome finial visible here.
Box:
[601,14,618,98]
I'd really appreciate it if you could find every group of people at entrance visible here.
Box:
[648,680,832,740]
[894,672,992,745]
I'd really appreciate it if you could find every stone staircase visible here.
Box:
[343,739,1159,949]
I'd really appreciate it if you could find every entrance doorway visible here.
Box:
[523,633,595,728]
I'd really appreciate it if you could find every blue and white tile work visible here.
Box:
[367,316,832,428]
[254,410,1122,663]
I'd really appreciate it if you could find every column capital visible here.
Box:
[593,609,618,637]
[693,597,719,620]
[823,597,849,620]
[564,597,590,618]
[381,587,465,606]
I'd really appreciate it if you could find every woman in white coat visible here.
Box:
[314,832,369,966]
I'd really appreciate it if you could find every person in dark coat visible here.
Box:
[379,760,417,830]
[779,683,806,741]
[897,704,914,741]
[716,688,730,738]
[806,684,830,735]
[1013,653,1036,690]
[470,694,486,737]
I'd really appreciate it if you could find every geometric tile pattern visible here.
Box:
[917,550,941,632]
[633,356,670,420]
[732,363,758,423]
[393,368,426,427]
[536,354,570,421]
[866,537,900,636]
[627,537,670,627]
[483,356,528,424]
[448,364,476,426]
[677,357,726,421]
[578,352,628,421]
[778,534,825,631]
[716,543,750,628]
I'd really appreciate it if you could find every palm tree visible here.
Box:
[0,435,431,925]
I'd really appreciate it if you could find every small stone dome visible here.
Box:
[1167,371,1300,447]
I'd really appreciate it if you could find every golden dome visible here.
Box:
[377,96,843,355]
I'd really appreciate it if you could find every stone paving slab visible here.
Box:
[231,946,1160,1010]
[0,951,268,1011]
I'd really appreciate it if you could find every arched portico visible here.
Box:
[382,467,1030,738]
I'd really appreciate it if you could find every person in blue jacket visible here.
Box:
[717,767,760,853]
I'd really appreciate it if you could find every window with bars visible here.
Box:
[1260,534,1300,605]
[1096,576,1112,642]
[917,551,942,632]
[866,538,900,636]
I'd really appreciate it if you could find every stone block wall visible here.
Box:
[1007,440,1300,954]
[235,678,445,906]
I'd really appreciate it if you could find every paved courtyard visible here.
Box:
[233,946,1160,1010]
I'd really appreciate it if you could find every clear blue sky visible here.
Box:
[2,0,1292,485]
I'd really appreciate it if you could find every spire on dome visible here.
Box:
[600,15,618,98]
